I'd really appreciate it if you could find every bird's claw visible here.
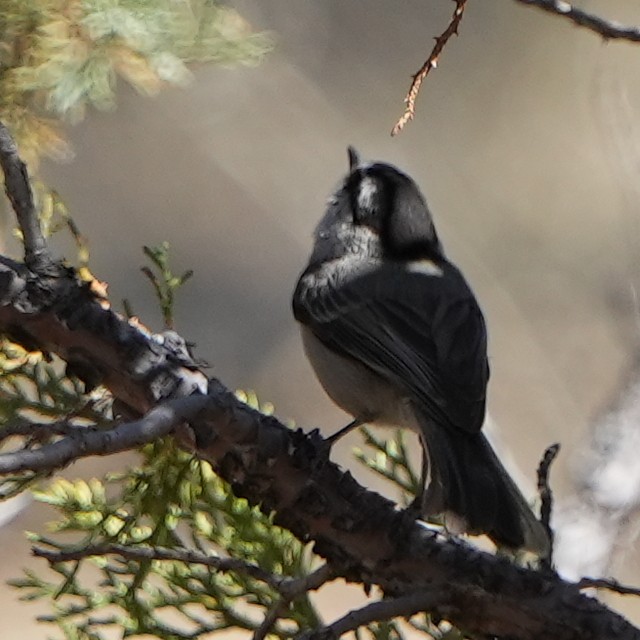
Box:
[405,494,423,520]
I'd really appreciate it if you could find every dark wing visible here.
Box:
[293,262,489,433]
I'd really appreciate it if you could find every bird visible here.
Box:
[292,147,549,556]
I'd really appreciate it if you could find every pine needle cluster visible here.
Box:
[0,0,270,166]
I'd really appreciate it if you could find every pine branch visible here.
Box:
[33,543,287,592]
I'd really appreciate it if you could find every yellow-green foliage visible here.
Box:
[0,0,271,166]
[14,441,322,639]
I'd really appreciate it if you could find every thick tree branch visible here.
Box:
[0,254,208,412]
[1,122,640,639]
[512,0,640,42]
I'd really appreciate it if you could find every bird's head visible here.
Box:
[344,146,443,260]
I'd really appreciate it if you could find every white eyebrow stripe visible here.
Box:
[406,259,443,277]
[357,176,377,211]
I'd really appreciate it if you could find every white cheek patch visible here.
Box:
[406,259,443,277]
[358,177,378,212]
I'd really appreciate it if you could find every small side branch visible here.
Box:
[0,122,53,272]
[252,564,335,640]
[537,443,560,554]
[0,396,210,474]
[299,590,440,640]
[391,0,467,136]
[512,0,640,42]
[577,578,640,598]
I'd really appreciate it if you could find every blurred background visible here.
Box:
[2,0,640,634]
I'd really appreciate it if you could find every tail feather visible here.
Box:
[418,417,550,557]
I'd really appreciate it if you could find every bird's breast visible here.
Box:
[300,325,417,429]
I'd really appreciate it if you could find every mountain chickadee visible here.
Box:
[292,148,549,556]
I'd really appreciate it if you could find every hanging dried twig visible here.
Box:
[391,0,467,136]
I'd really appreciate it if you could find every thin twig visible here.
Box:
[252,601,288,640]
[391,0,467,136]
[0,121,53,271]
[512,0,640,42]
[253,564,335,640]
[537,443,560,554]
[577,577,640,598]
[299,590,441,640]
[33,543,284,592]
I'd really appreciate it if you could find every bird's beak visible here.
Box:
[347,146,360,172]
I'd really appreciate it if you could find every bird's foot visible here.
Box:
[405,493,423,520]
[324,418,365,447]
[306,427,332,462]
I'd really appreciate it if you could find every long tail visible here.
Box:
[418,417,550,557]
